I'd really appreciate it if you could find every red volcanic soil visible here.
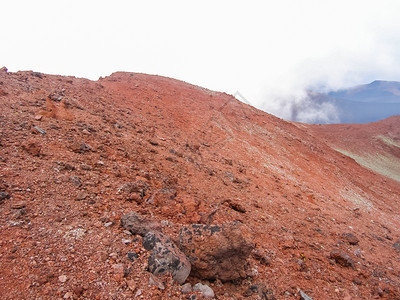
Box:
[0,69,399,299]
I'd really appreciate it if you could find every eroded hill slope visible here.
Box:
[0,69,399,299]
[306,116,400,182]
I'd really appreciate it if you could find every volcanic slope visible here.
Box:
[0,69,399,299]
[306,116,400,182]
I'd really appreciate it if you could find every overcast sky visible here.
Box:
[2,1,400,121]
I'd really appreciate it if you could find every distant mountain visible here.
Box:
[308,80,400,124]
[329,80,400,103]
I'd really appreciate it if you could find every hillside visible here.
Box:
[305,116,400,182]
[0,68,399,299]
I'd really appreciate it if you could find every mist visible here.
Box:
[2,1,400,124]
[239,31,400,124]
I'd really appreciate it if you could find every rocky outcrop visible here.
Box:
[143,231,191,284]
[179,222,254,281]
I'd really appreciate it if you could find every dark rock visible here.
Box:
[69,141,93,153]
[48,91,64,102]
[245,284,259,297]
[179,222,255,281]
[193,283,214,298]
[80,142,93,152]
[299,289,313,300]
[330,249,355,268]
[0,192,10,201]
[148,139,159,146]
[0,66,8,72]
[121,212,161,236]
[143,231,191,284]
[127,252,138,262]
[342,233,359,245]
[244,283,275,299]
[32,72,43,79]
[393,241,400,251]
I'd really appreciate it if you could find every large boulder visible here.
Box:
[178,222,254,281]
[120,212,161,236]
[143,231,191,284]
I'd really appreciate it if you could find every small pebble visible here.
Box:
[127,279,136,291]
[122,239,132,244]
[102,238,111,246]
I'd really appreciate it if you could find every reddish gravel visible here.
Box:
[0,69,399,299]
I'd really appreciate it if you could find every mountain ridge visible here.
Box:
[329,80,400,103]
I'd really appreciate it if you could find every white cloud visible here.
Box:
[1,1,400,122]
